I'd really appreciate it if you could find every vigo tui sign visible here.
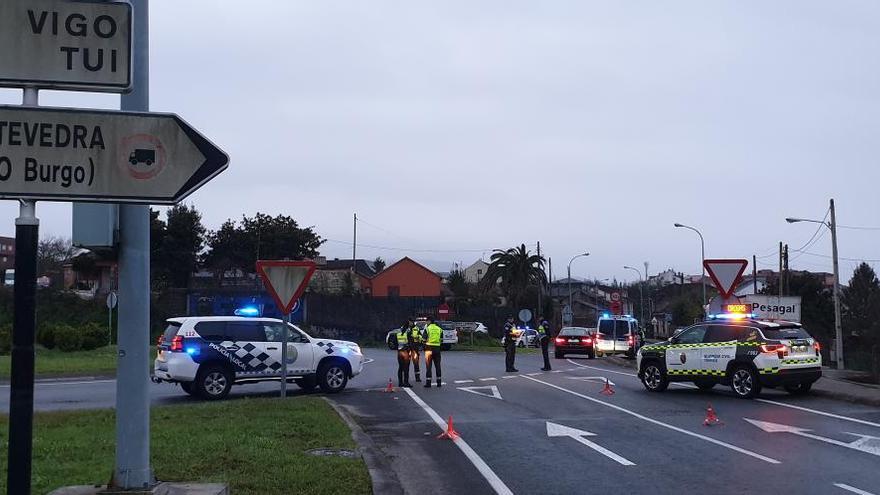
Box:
[0,106,228,204]
[0,0,132,92]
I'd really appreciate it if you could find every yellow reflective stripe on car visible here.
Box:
[759,367,780,374]
[667,369,726,377]
[781,358,820,365]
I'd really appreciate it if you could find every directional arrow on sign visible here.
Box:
[0,106,228,204]
[744,419,880,457]
[546,422,635,465]
[457,385,503,400]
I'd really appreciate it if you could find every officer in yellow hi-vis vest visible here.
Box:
[423,317,444,388]
[394,321,413,388]
[409,320,423,383]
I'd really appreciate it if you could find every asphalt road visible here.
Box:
[4,348,879,495]
[334,348,880,495]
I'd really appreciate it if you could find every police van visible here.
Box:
[153,316,364,400]
[637,313,821,399]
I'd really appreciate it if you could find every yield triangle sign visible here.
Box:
[703,259,748,299]
[256,260,317,314]
[457,385,503,400]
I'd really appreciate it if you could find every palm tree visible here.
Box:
[481,244,547,307]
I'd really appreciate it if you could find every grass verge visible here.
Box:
[0,345,120,380]
[0,397,371,495]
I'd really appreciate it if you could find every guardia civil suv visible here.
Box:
[637,316,821,399]
[153,316,364,400]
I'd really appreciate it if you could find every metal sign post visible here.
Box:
[6,89,40,495]
[106,291,117,345]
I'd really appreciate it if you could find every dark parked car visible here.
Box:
[554,327,595,359]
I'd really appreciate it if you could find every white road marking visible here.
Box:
[363,358,375,365]
[402,388,514,495]
[566,376,616,386]
[455,379,475,384]
[835,483,876,495]
[745,419,880,457]
[546,421,635,466]
[566,359,880,429]
[551,370,563,373]
[522,375,780,464]
[479,377,498,382]
[501,376,517,379]
[458,385,503,400]
[526,373,541,376]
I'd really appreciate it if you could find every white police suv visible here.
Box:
[153,316,364,400]
[637,315,821,399]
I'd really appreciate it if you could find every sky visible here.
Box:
[2,0,879,283]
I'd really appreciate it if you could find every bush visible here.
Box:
[38,323,56,349]
[80,322,107,351]
[0,323,10,355]
[53,324,83,352]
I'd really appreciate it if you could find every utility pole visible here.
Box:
[783,244,789,295]
[537,241,542,316]
[753,255,758,294]
[352,213,357,265]
[779,241,784,298]
[830,199,844,369]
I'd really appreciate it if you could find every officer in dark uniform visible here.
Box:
[504,316,518,372]
[538,316,552,371]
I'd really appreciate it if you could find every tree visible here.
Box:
[373,257,386,272]
[447,268,469,299]
[481,244,546,308]
[203,213,324,284]
[37,236,76,279]
[842,263,880,337]
[160,204,206,288]
[764,273,834,344]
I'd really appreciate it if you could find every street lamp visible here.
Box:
[674,223,706,306]
[623,265,644,325]
[568,253,590,321]
[786,198,843,370]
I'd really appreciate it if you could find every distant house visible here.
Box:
[62,250,117,298]
[310,257,377,295]
[370,257,442,298]
[463,259,489,284]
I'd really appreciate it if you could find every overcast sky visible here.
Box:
[2,1,879,282]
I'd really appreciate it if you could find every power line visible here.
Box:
[837,224,880,231]
[793,250,880,263]
[325,238,499,254]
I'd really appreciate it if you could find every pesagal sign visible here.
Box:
[742,295,802,322]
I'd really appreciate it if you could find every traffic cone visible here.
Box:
[437,416,460,440]
[384,379,395,393]
[600,378,615,396]
[703,403,723,426]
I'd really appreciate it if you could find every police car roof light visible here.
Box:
[707,313,756,320]
[234,306,260,317]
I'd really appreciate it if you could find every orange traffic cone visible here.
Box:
[384,379,395,393]
[437,416,460,440]
[600,378,615,396]
[703,403,723,426]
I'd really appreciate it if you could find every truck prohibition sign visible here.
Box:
[0,105,228,204]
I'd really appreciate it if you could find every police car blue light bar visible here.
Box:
[707,313,756,320]
[234,306,260,317]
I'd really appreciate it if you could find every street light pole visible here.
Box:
[674,223,706,306]
[568,253,590,322]
[623,266,644,325]
[785,198,844,370]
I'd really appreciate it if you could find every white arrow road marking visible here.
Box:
[566,359,880,429]
[402,388,513,495]
[458,385,503,400]
[479,377,498,382]
[744,419,880,457]
[835,483,876,495]
[522,376,780,464]
[566,376,616,386]
[546,422,635,466]
[454,379,474,384]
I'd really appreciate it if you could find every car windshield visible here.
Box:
[560,328,589,336]
[760,326,812,340]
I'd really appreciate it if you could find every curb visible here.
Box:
[600,356,880,407]
[0,374,116,386]
[325,397,405,495]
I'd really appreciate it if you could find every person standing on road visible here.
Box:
[423,317,444,388]
[504,316,518,372]
[538,316,552,371]
[409,320,423,383]
[395,321,412,388]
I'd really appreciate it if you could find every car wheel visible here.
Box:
[195,365,232,400]
[640,362,668,392]
[318,362,349,393]
[295,376,318,392]
[784,382,813,395]
[518,341,525,348]
[730,365,761,399]
[555,352,563,359]
[588,349,595,359]
[179,381,196,396]
[695,380,716,391]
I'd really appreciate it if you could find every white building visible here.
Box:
[463,259,489,284]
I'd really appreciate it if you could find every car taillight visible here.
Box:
[170,335,184,352]
[814,342,821,356]
[583,338,592,345]
[627,336,634,344]
[555,338,565,344]
[760,343,788,358]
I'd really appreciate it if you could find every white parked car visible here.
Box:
[153,316,364,400]
[594,315,642,357]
